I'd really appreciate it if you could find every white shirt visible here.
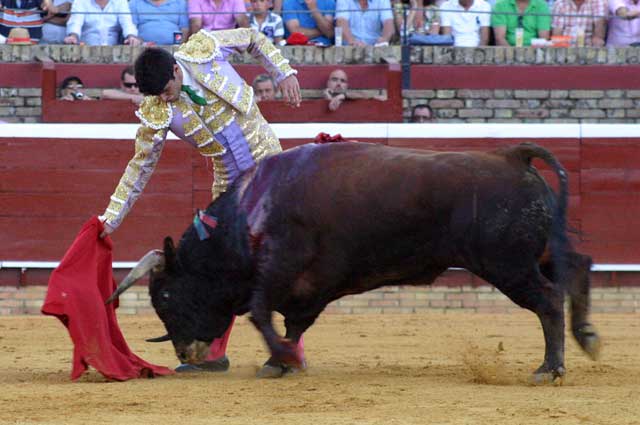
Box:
[66,0,138,45]
[440,0,491,47]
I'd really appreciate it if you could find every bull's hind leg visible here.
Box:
[479,266,566,383]
[540,252,601,360]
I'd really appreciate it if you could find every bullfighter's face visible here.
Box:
[148,238,234,364]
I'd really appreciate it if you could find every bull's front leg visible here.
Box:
[249,288,302,369]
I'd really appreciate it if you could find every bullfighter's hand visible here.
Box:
[99,222,115,239]
[279,75,301,108]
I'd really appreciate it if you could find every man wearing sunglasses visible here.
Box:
[102,65,144,105]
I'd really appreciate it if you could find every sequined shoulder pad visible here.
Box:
[175,30,221,64]
[135,96,173,130]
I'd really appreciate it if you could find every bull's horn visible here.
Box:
[105,250,164,305]
[146,334,171,343]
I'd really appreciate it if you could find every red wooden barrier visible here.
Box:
[39,63,403,123]
[1,134,639,265]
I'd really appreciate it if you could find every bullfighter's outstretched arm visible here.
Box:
[100,124,169,230]
[215,28,297,84]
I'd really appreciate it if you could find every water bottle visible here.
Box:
[334,26,343,47]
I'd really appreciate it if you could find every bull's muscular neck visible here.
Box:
[178,190,255,313]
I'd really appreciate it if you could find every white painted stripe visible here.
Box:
[580,124,640,138]
[272,123,389,139]
[0,261,637,272]
[2,123,640,140]
[0,261,138,269]
[387,123,582,139]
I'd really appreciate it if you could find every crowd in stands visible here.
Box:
[0,0,637,47]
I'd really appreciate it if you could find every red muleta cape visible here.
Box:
[41,216,174,381]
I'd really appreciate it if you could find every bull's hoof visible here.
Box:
[530,365,566,385]
[574,324,601,361]
[175,355,230,373]
[256,361,306,379]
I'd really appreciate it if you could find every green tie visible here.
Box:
[181,85,207,106]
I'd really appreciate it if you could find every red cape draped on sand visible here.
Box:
[41,216,174,381]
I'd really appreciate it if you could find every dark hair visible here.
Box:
[60,76,83,90]
[121,65,135,82]
[412,103,432,115]
[134,48,176,95]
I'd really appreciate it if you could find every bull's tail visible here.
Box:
[505,142,570,285]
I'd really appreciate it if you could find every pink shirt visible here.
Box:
[188,0,246,30]
[607,0,640,46]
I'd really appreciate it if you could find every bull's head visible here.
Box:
[107,237,234,364]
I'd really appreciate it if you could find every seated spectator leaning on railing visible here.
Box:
[335,0,395,45]
[552,0,606,46]
[188,0,249,35]
[59,76,95,101]
[64,0,141,45]
[282,0,335,45]
[41,0,73,44]
[606,0,640,46]
[250,0,284,43]
[252,73,279,100]
[0,0,48,43]
[324,68,386,111]
[129,0,188,45]
[440,0,491,46]
[102,65,144,104]
[491,0,551,45]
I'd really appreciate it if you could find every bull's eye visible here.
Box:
[162,291,170,300]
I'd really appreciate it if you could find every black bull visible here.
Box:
[109,141,601,381]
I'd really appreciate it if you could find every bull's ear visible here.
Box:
[163,236,177,273]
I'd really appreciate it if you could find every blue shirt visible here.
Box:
[282,0,335,45]
[130,0,189,45]
[335,0,393,45]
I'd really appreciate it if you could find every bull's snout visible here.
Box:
[175,341,211,364]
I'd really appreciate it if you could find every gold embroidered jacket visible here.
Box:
[102,28,295,229]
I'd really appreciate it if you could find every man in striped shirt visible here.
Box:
[0,0,49,43]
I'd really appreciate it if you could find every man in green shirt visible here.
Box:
[491,0,551,46]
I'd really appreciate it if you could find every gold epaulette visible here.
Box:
[175,30,220,64]
[135,96,172,130]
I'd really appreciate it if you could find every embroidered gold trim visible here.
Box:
[175,30,220,64]
[136,97,172,130]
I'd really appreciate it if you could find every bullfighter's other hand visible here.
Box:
[279,75,301,108]
[99,221,115,239]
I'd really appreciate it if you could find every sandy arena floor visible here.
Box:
[1,312,639,425]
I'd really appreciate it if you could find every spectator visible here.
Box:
[440,0,491,46]
[41,0,73,44]
[102,66,144,105]
[64,0,141,45]
[411,103,435,122]
[552,0,607,46]
[252,73,279,100]
[59,76,95,101]
[491,0,551,46]
[606,0,640,46]
[0,0,48,43]
[324,68,386,111]
[129,0,189,45]
[336,0,395,45]
[282,0,335,45]
[188,0,249,34]
[250,0,284,43]
[393,0,441,36]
